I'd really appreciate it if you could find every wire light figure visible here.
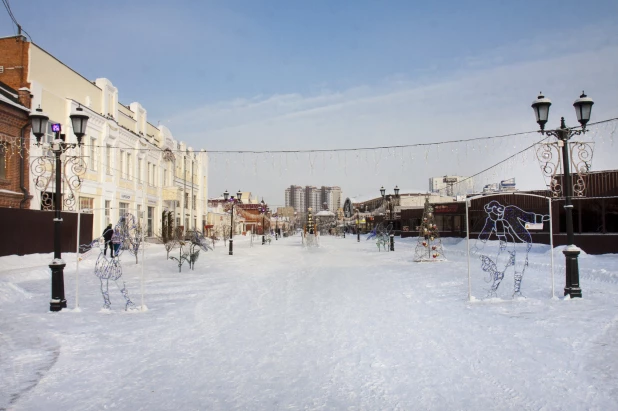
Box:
[474,200,549,298]
[93,214,138,310]
[367,223,393,251]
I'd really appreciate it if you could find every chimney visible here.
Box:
[17,87,32,109]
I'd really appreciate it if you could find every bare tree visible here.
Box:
[156,211,180,259]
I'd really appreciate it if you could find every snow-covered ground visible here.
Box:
[1,235,617,410]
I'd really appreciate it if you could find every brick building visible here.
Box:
[0,80,31,208]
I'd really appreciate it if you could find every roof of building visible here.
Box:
[0,81,29,112]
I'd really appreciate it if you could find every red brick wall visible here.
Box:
[0,36,30,91]
[0,100,31,208]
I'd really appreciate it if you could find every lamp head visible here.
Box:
[29,106,49,145]
[531,92,552,131]
[70,105,89,145]
[573,91,594,129]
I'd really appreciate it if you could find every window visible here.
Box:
[119,202,129,219]
[0,145,7,179]
[127,153,132,179]
[137,204,142,222]
[184,192,189,208]
[79,197,93,213]
[581,200,604,233]
[443,215,453,231]
[193,195,196,210]
[106,145,112,175]
[152,164,156,186]
[138,159,143,183]
[163,167,167,186]
[147,206,154,237]
[119,150,124,178]
[89,138,97,171]
[606,198,618,233]
[105,200,111,225]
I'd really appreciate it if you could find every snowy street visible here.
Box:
[1,235,618,410]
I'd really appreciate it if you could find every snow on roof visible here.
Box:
[0,93,29,112]
[315,210,336,216]
[0,188,22,195]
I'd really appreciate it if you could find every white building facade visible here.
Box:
[24,42,208,237]
[429,175,474,197]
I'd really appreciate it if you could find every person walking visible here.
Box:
[111,229,122,258]
[102,224,113,257]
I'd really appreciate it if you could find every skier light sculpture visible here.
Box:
[367,222,393,251]
[474,200,549,298]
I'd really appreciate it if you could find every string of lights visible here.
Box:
[1,117,615,162]
[433,135,550,195]
[79,116,618,155]
[433,115,618,196]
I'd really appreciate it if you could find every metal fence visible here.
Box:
[0,208,93,256]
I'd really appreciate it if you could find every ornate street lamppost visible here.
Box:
[380,185,400,220]
[274,213,279,240]
[356,208,360,242]
[223,189,242,255]
[30,106,89,311]
[531,91,594,298]
[259,199,268,244]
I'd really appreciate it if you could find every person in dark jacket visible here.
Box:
[102,224,113,256]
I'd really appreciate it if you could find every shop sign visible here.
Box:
[434,204,459,213]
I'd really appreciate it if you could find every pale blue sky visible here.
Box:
[2,1,618,203]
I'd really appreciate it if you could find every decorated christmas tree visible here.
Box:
[413,197,446,262]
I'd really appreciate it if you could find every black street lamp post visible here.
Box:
[30,106,89,311]
[531,91,594,298]
[259,199,268,244]
[223,189,242,255]
[356,208,360,242]
[381,185,400,251]
[274,214,279,240]
[380,185,400,221]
